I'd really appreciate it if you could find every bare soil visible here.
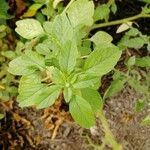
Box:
[1,86,150,150]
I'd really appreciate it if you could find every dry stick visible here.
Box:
[91,13,150,30]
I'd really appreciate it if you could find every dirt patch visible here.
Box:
[1,86,150,150]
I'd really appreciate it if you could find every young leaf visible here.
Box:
[84,44,121,76]
[69,95,95,128]
[67,0,94,27]
[111,2,117,14]
[94,4,110,22]
[81,88,103,112]
[64,87,72,103]
[8,51,45,75]
[121,37,145,49]
[59,40,78,74]
[90,31,113,45]
[15,19,44,39]
[135,57,150,67]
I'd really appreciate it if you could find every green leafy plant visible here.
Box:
[8,0,121,128]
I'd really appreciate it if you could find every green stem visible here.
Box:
[97,110,122,150]
[62,0,75,13]
[91,13,150,30]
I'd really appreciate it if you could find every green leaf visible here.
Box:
[53,0,63,8]
[134,99,146,112]
[36,43,51,55]
[111,2,117,14]
[84,44,121,76]
[73,74,99,89]
[90,31,113,45]
[36,85,61,109]
[143,0,150,4]
[0,113,4,120]
[69,95,95,128]
[51,67,65,86]
[81,88,103,112]
[15,19,44,39]
[0,0,11,19]
[121,37,145,49]
[142,114,150,125]
[51,13,73,45]
[94,4,110,22]
[67,0,94,27]
[8,51,45,75]
[127,56,136,67]
[135,57,150,67]
[104,79,126,99]
[64,87,72,103]
[59,40,78,73]
[17,74,61,108]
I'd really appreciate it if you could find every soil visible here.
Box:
[1,86,150,150]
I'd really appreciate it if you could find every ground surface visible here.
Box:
[1,86,150,150]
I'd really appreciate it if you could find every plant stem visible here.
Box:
[62,0,75,13]
[97,110,122,150]
[91,13,150,30]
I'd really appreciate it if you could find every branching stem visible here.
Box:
[91,12,150,30]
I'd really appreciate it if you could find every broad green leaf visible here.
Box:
[59,40,78,73]
[142,114,150,125]
[134,99,146,112]
[104,79,126,99]
[67,0,94,27]
[0,113,4,119]
[8,51,45,75]
[121,37,145,49]
[52,13,73,45]
[15,19,44,39]
[17,74,61,108]
[36,85,61,109]
[64,87,72,103]
[17,74,46,107]
[81,88,102,112]
[69,95,95,128]
[73,74,99,89]
[90,31,113,45]
[84,44,121,76]
[135,57,150,67]
[0,0,11,19]
[94,4,110,22]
